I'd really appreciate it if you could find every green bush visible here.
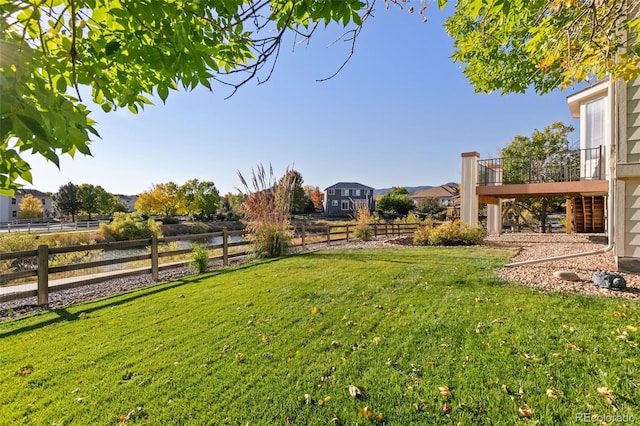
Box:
[99,213,162,241]
[250,224,292,258]
[413,222,485,246]
[190,244,209,274]
[0,233,37,252]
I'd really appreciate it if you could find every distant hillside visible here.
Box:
[374,183,457,196]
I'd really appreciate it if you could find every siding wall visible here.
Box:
[621,77,640,266]
[615,1,640,271]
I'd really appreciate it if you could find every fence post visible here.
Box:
[28,223,31,233]
[151,236,159,281]
[373,223,377,237]
[222,228,229,266]
[301,225,306,249]
[7,223,10,233]
[326,226,331,246]
[37,245,49,306]
[346,225,350,242]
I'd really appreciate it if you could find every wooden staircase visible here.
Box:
[573,196,605,233]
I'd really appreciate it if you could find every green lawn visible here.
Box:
[0,247,638,425]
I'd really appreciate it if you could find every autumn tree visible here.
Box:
[53,182,81,222]
[17,194,43,219]
[310,186,324,210]
[1,0,371,194]
[501,122,576,232]
[180,179,221,221]
[135,182,184,218]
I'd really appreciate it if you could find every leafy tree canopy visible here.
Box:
[53,181,81,221]
[377,187,415,216]
[181,178,221,220]
[1,0,370,194]
[445,0,640,94]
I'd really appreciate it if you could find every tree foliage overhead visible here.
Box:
[444,0,640,94]
[0,0,371,194]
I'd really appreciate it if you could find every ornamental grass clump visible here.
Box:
[353,203,374,241]
[413,221,485,246]
[238,164,295,258]
[190,244,209,274]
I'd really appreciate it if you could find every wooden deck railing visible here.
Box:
[0,223,421,306]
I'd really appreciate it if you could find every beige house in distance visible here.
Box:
[410,184,458,207]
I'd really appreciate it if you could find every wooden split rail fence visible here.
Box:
[0,223,421,306]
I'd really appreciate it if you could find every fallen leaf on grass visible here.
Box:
[597,387,615,404]
[311,307,320,314]
[438,386,452,398]
[19,366,33,376]
[442,403,451,414]
[518,406,534,417]
[358,406,373,419]
[567,342,582,352]
[551,352,564,358]
[546,388,564,399]
[348,384,364,399]
[626,325,638,332]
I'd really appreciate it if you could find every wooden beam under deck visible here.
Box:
[476,180,608,199]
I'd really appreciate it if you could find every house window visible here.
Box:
[342,189,350,196]
[11,198,16,205]
[583,96,606,179]
[341,200,350,210]
[12,211,17,217]
[328,189,335,195]
[332,200,338,207]
[354,189,361,196]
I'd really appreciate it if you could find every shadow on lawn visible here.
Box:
[0,262,263,339]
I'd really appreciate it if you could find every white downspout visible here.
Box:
[505,83,616,268]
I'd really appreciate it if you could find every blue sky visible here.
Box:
[24,4,583,196]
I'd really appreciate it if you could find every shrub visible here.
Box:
[190,244,209,274]
[413,222,485,246]
[0,233,37,252]
[100,213,162,241]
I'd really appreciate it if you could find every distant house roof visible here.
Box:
[325,182,374,191]
[411,184,457,199]
[17,189,51,198]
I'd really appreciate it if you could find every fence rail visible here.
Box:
[0,220,108,233]
[0,223,421,306]
[478,146,604,186]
